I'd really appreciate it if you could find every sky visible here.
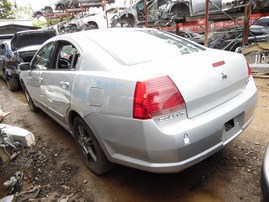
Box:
[11,0,57,10]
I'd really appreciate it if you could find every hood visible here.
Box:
[11,29,56,51]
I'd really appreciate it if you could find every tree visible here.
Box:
[0,0,15,19]
[13,5,33,20]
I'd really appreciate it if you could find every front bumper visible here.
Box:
[85,78,257,173]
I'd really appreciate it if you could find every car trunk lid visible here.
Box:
[154,49,249,118]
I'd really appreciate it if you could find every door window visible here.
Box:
[32,42,55,70]
[55,42,80,70]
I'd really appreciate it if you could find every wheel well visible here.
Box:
[120,14,136,26]
[88,21,98,28]
[170,3,190,17]
[68,110,80,132]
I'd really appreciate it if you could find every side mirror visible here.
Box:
[18,62,31,71]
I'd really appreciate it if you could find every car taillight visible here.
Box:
[133,75,186,120]
[247,61,252,77]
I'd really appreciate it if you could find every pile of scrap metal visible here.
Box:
[240,42,269,79]
[0,124,35,169]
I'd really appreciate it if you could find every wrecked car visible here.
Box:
[55,0,79,11]
[33,6,54,18]
[0,29,56,91]
[110,0,193,27]
[111,0,158,27]
[208,25,269,52]
[111,0,264,27]
[82,6,126,29]
[20,28,257,175]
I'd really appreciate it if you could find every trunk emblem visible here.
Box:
[221,72,228,80]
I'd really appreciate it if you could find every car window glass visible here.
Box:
[56,42,80,70]
[32,42,55,70]
[92,30,203,66]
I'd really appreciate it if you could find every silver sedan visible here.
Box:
[20,28,257,174]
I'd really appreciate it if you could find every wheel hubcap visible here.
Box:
[77,125,97,162]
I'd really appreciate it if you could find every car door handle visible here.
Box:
[37,77,43,83]
[60,81,69,89]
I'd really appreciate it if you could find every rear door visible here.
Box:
[40,41,79,126]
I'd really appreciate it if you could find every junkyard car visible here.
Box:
[0,29,56,91]
[82,6,126,29]
[208,25,269,52]
[55,0,79,11]
[20,28,257,175]
[111,0,255,27]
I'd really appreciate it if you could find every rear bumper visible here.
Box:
[85,78,257,173]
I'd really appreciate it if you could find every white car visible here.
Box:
[83,6,126,29]
[20,28,257,175]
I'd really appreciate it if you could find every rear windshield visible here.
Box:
[92,29,204,65]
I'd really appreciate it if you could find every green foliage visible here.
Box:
[32,18,48,28]
[0,0,15,19]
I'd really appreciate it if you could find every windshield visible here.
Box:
[92,29,204,65]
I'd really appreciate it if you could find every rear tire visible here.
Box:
[73,116,114,175]
[6,78,19,91]
[24,88,38,112]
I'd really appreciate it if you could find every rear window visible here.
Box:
[91,29,204,65]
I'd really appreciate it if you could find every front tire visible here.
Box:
[73,116,114,175]
[6,77,19,91]
[24,87,38,112]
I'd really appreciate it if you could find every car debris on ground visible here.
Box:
[0,125,36,201]
[0,123,35,169]
[240,42,269,80]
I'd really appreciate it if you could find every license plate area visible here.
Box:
[222,113,244,144]
[224,119,234,132]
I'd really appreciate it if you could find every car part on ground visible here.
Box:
[20,28,257,175]
[240,41,269,79]
[0,29,56,91]
[0,123,35,168]
[3,171,23,195]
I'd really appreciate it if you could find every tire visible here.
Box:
[120,16,135,27]
[6,77,19,91]
[87,23,98,30]
[24,88,38,112]
[73,116,114,175]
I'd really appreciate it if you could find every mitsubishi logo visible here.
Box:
[221,72,228,80]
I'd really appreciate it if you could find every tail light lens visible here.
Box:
[133,75,186,120]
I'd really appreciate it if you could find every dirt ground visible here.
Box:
[0,77,268,202]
